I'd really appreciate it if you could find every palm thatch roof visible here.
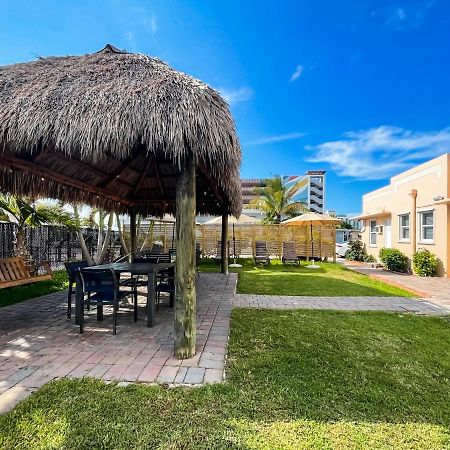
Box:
[0,44,242,216]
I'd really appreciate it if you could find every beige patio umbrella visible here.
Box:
[282,212,341,268]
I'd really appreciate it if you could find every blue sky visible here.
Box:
[1,0,450,214]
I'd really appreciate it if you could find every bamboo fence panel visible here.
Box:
[122,221,336,260]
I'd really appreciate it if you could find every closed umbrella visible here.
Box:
[282,212,341,268]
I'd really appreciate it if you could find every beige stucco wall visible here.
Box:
[359,153,450,277]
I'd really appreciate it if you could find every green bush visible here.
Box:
[345,240,368,262]
[363,254,376,263]
[413,249,438,277]
[379,248,409,273]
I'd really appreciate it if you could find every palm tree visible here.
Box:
[249,176,309,223]
[0,194,77,264]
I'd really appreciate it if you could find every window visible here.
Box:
[398,214,410,241]
[369,220,377,246]
[419,211,434,243]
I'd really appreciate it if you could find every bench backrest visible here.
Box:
[0,257,31,283]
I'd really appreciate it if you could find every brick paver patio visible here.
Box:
[0,273,236,413]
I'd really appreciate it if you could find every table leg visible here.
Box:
[169,266,175,307]
[97,300,103,321]
[75,273,82,326]
[146,271,156,327]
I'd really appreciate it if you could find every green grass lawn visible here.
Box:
[0,270,68,308]
[199,258,414,297]
[1,310,450,449]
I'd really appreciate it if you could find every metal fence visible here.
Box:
[0,222,122,269]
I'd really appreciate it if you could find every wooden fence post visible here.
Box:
[221,212,229,274]
[278,224,282,259]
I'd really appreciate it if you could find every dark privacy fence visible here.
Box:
[0,222,122,269]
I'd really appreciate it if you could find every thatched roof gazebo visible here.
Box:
[0,44,242,358]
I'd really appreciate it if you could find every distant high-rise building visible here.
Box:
[240,171,326,217]
[306,170,326,213]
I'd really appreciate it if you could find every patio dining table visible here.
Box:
[75,262,175,327]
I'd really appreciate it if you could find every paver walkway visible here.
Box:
[233,294,446,314]
[0,273,235,413]
[343,261,450,310]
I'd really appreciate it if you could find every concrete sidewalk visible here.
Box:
[233,294,446,314]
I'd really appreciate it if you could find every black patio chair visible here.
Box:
[64,260,89,319]
[155,269,175,310]
[282,242,299,265]
[78,268,137,335]
[254,241,270,265]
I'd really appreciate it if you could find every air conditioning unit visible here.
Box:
[375,225,384,234]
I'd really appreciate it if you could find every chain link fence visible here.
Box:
[0,222,123,269]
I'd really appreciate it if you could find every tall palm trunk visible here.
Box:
[13,225,32,262]
[96,213,114,263]
[116,213,130,255]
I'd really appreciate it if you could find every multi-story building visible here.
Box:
[357,153,450,277]
[241,171,326,217]
[305,170,326,213]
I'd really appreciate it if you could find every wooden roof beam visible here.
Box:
[100,148,147,189]
[133,157,154,196]
[0,154,132,206]
[154,161,165,196]
[196,162,226,206]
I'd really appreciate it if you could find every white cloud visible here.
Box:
[290,65,304,82]
[306,126,450,180]
[124,31,137,52]
[383,1,436,31]
[143,12,158,36]
[245,132,307,147]
[218,86,253,105]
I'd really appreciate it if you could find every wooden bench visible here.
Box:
[0,257,53,289]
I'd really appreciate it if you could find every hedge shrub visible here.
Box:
[345,240,371,262]
[413,249,438,277]
[379,248,409,273]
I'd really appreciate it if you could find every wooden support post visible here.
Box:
[277,224,281,259]
[221,212,229,274]
[306,226,310,262]
[174,155,196,359]
[129,209,137,262]
[163,223,167,252]
[319,225,322,261]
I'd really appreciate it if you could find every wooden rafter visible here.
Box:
[100,149,146,189]
[133,157,154,196]
[35,151,135,187]
[0,154,132,206]
[154,161,164,196]
[196,162,225,205]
